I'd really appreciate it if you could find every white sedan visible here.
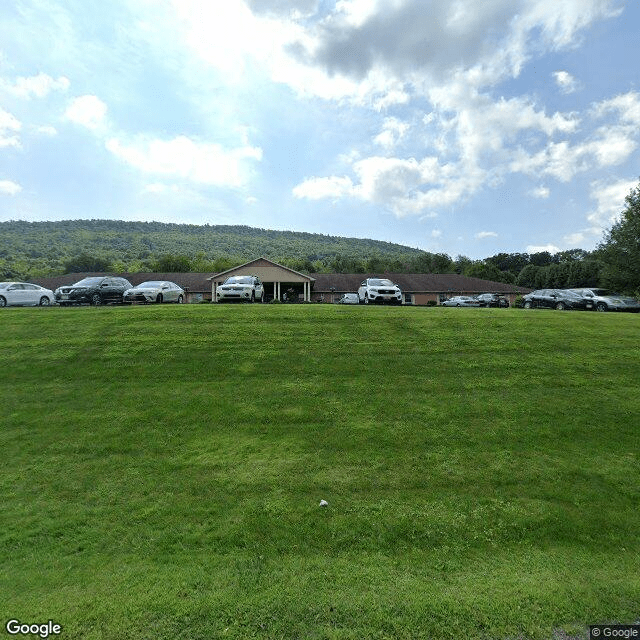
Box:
[123,281,185,304]
[0,282,55,307]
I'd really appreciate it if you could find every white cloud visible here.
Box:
[288,0,621,99]
[529,185,550,198]
[587,178,637,229]
[33,125,58,137]
[592,91,640,125]
[527,244,561,254]
[476,231,498,239]
[0,179,22,195]
[65,95,108,130]
[106,135,262,187]
[292,175,354,200]
[2,73,70,99]
[564,231,587,246]
[553,71,579,94]
[374,117,409,150]
[294,154,473,217]
[0,107,21,148]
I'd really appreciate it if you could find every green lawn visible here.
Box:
[1,304,639,639]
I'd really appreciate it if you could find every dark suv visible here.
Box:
[521,289,594,311]
[476,293,509,308]
[55,277,133,306]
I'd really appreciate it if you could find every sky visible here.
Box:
[1,0,639,259]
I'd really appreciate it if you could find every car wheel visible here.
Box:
[91,293,101,306]
[0,296,6,307]
[177,294,184,304]
[596,302,608,312]
[364,296,369,304]
[156,294,163,303]
[39,296,50,306]
[523,301,532,309]
[555,302,566,310]
[251,291,255,303]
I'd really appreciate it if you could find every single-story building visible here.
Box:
[32,259,529,305]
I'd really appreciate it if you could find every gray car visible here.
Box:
[569,288,640,312]
[441,296,480,307]
[123,281,185,304]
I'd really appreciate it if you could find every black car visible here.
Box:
[521,289,594,311]
[476,293,509,308]
[55,277,133,306]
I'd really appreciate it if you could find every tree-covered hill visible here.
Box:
[0,219,424,278]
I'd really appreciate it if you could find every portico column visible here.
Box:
[212,281,217,303]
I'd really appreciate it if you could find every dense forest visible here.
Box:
[1,204,638,294]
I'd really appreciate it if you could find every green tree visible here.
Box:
[486,252,530,275]
[63,253,113,274]
[151,254,193,272]
[516,264,539,288]
[598,181,640,293]
[464,260,503,281]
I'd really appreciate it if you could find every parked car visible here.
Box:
[336,293,360,304]
[55,276,133,306]
[216,275,264,302]
[357,278,402,304]
[476,293,509,308]
[441,296,480,307]
[123,281,185,304]
[0,282,55,307]
[569,288,640,312]
[521,289,594,311]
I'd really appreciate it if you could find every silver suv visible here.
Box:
[569,288,640,312]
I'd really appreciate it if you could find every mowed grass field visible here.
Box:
[1,304,639,639]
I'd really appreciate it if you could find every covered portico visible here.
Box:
[208,257,315,302]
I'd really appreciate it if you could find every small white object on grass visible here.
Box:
[319,499,329,507]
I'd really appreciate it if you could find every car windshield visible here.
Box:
[225,276,253,284]
[137,281,163,288]
[0,283,10,289]
[368,279,394,286]
[73,277,104,286]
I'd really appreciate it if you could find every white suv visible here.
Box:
[358,278,402,305]
[217,275,264,303]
